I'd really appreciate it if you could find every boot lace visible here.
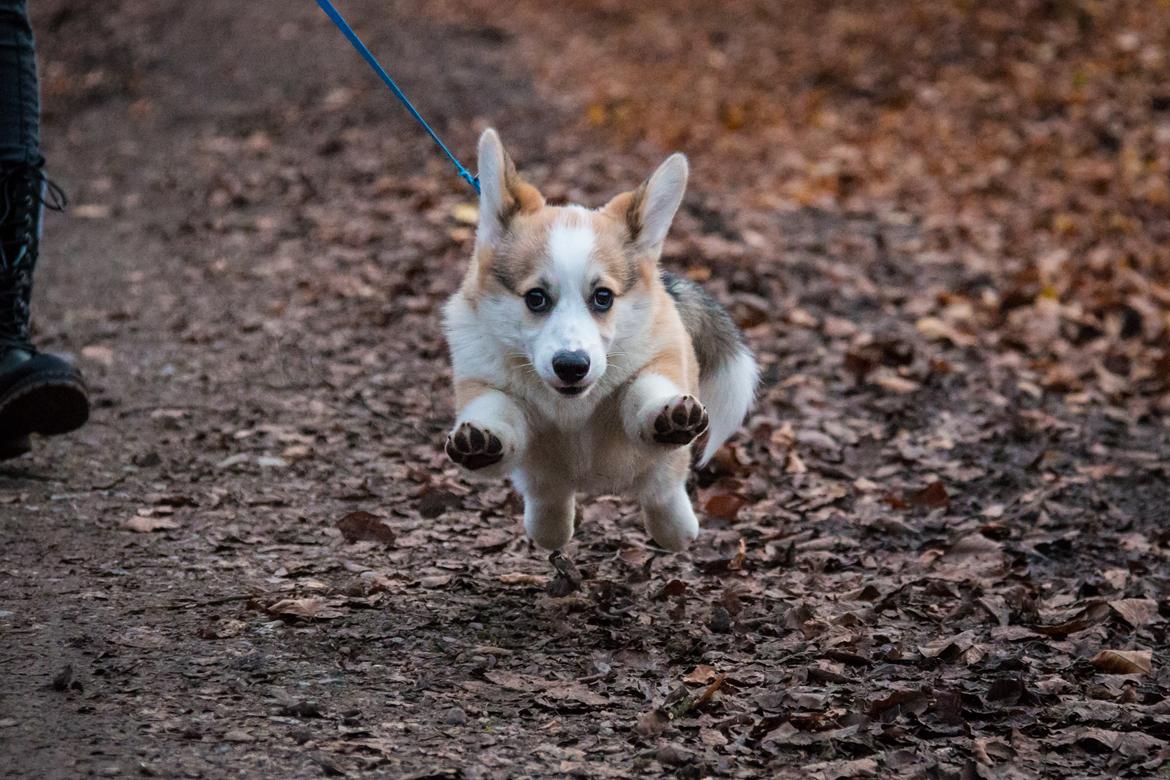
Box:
[0,160,67,351]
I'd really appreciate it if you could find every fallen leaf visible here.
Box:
[873,372,920,394]
[950,533,1002,556]
[633,708,669,738]
[802,757,880,778]
[1060,727,1166,757]
[704,493,747,520]
[1107,599,1158,629]
[870,688,932,720]
[1090,649,1152,676]
[122,516,180,533]
[906,481,949,510]
[700,727,728,747]
[618,548,654,568]
[335,511,396,545]
[683,664,720,685]
[542,682,607,707]
[81,344,115,366]
[654,579,688,600]
[499,572,549,586]
[916,316,977,347]
[265,598,346,621]
[919,630,977,661]
[198,619,248,639]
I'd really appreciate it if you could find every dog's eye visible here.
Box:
[524,288,551,313]
[591,288,615,312]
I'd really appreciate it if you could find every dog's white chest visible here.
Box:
[518,400,644,493]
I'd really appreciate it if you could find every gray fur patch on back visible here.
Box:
[661,271,744,378]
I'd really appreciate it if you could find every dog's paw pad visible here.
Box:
[651,395,709,446]
[445,422,505,470]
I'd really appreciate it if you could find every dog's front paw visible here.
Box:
[651,395,709,446]
[445,422,506,470]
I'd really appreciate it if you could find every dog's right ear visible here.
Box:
[476,129,544,249]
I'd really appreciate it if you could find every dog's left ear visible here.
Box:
[476,128,545,250]
[603,153,688,256]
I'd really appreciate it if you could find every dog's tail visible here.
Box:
[662,271,759,466]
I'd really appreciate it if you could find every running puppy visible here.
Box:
[443,130,758,551]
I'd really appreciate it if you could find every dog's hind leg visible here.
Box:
[635,452,699,552]
[446,385,527,478]
[514,473,576,550]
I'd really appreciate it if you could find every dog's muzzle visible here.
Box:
[551,350,590,396]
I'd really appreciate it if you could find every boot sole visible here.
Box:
[0,371,90,439]
[0,434,31,460]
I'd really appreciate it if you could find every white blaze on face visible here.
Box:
[532,215,609,389]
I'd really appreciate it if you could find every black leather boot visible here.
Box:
[0,159,89,459]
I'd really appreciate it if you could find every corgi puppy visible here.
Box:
[442,129,758,551]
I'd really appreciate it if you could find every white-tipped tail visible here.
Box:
[698,348,759,466]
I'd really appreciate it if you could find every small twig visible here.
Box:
[669,675,725,720]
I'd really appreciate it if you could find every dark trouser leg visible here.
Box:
[0,1,89,454]
[0,0,39,165]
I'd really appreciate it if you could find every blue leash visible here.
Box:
[315,0,480,194]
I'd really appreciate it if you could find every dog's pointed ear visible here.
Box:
[603,153,688,256]
[476,129,544,249]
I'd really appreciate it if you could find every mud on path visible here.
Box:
[2,1,1169,777]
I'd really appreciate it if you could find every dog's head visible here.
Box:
[465,128,688,399]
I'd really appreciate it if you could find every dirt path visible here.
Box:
[2,1,1169,778]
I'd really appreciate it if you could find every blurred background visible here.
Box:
[36,0,1170,412]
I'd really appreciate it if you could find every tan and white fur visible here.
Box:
[443,129,757,551]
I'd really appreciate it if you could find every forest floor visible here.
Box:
[2,1,1169,777]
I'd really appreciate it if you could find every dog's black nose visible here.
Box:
[552,350,590,383]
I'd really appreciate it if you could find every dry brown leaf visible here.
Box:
[1089,649,1152,676]
[683,664,720,685]
[1062,727,1166,757]
[483,670,545,693]
[122,516,180,533]
[633,708,669,738]
[541,682,607,707]
[81,344,115,366]
[785,450,808,474]
[498,572,549,587]
[617,548,654,568]
[699,727,728,747]
[919,630,977,660]
[906,482,949,510]
[916,316,976,347]
[335,511,396,545]
[873,371,920,394]
[950,533,1002,557]
[266,598,345,621]
[1107,599,1159,629]
[654,579,688,600]
[704,493,747,520]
